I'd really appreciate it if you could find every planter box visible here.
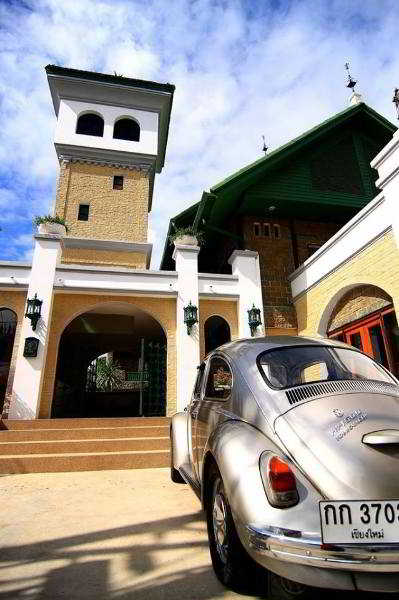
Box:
[37,222,66,236]
[173,234,198,246]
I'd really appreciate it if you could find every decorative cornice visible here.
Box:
[59,155,152,173]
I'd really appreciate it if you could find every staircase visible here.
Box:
[0,417,170,473]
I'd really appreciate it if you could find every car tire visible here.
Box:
[206,466,268,595]
[268,572,313,600]
[170,433,186,484]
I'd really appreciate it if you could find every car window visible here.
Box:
[258,345,396,390]
[193,364,205,398]
[205,356,232,400]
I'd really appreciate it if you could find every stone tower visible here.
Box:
[46,65,174,269]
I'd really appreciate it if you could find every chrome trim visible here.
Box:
[246,525,399,572]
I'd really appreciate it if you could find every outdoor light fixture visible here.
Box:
[183,301,198,334]
[25,293,42,331]
[248,304,262,337]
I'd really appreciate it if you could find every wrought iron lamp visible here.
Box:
[25,293,42,331]
[248,304,262,337]
[183,301,198,334]
[393,88,399,120]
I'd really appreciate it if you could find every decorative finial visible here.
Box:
[393,88,399,120]
[345,62,357,90]
[262,135,268,155]
[345,62,363,105]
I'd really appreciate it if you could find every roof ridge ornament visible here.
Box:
[393,88,399,120]
[345,62,363,106]
[262,135,268,155]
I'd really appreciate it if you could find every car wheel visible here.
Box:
[206,466,268,595]
[268,572,312,600]
[170,434,186,484]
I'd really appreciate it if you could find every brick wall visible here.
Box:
[39,294,177,418]
[328,285,392,332]
[243,216,342,330]
[294,230,399,337]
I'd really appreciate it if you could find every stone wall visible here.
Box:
[56,161,149,244]
[328,285,392,332]
[243,216,341,330]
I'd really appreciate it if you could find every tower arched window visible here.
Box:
[76,113,104,137]
[113,118,140,142]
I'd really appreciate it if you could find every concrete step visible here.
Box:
[0,450,170,473]
[1,417,170,430]
[0,436,169,455]
[0,426,169,442]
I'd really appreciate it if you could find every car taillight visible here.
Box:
[260,452,299,508]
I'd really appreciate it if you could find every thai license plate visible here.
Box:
[320,500,399,544]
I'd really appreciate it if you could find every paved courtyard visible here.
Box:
[0,468,252,599]
[0,468,393,600]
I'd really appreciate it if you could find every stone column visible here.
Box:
[173,243,200,412]
[9,234,63,419]
[228,250,265,338]
[372,129,399,249]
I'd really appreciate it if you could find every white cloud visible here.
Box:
[0,0,398,267]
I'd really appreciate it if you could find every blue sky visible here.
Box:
[0,0,398,267]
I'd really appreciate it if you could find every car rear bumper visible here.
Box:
[246,524,399,572]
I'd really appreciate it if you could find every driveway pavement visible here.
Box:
[0,468,393,600]
[0,468,252,599]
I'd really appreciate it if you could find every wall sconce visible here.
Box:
[247,304,262,337]
[25,293,42,331]
[23,337,40,358]
[183,301,198,334]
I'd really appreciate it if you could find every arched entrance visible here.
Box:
[52,303,167,418]
[204,315,231,355]
[0,308,17,412]
[327,285,399,376]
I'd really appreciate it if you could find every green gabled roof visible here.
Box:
[211,102,396,196]
[160,101,396,270]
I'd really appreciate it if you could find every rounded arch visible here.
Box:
[0,308,17,412]
[204,315,231,355]
[113,117,140,142]
[51,301,168,418]
[317,281,395,337]
[76,111,104,137]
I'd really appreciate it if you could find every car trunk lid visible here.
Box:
[274,392,399,500]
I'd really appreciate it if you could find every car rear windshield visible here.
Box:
[257,345,396,390]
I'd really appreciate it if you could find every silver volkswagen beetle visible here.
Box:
[170,336,399,598]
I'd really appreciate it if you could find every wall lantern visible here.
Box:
[183,301,198,334]
[248,304,262,337]
[23,337,40,358]
[25,293,42,331]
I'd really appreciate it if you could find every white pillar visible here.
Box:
[372,129,399,249]
[228,250,265,338]
[173,243,200,412]
[9,234,62,419]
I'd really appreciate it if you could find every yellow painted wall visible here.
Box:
[294,231,399,336]
[39,293,177,418]
[199,299,238,359]
[61,247,147,269]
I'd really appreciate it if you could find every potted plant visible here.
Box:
[96,359,125,391]
[33,214,68,236]
[169,226,204,247]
